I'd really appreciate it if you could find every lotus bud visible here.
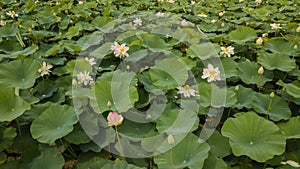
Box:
[167,134,175,145]
[107,101,112,108]
[235,85,239,91]
[258,66,264,75]
[294,45,298,50]
[296,26,300,33]
[270,92,275,98]
[221,22,225,27]
[107,112,124,127]
[256,37,263,45]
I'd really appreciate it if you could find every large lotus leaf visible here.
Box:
[228,26,257,44]
[65,59,93,76]
[198,82,236,108]
[150,58,189,90]
[221,57,238,78]
[0,87,30,122]
[257,53,296,71]
[186,43,218,60]
[221,112,286,162]
[76,157,145,169]
[33,80,58,100]
[172,28,201,44]
[0,24,18,37]
[237,60,273,85]
[64,123,91,145]
[264,38,295,55]
[30,104,78,144]
[154,133,210,169]
[156,105,198,135]
[207,131,231,158]
[0,59,40,89]
[277,116,300,139]
[0,126,17,152]
[94,71,138,113]
[203,152,228,169]
[89,42,112,59]
[0,44,38,59]
[251,93,291,121]
[140,33,171,50]
[233,85,255,109]
[29,147,64,169]
[277,80,300,98]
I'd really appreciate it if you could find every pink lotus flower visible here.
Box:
[107,112,124,127]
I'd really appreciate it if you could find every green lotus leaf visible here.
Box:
[64,123,91,145]
[65,59,93,76]
[221,112,286,162]
[154,133,210,169]
[0,87,30,122]
[264,38,295,55]
[257,53,296,71]
[0,59,40,89]
[186,43,218,60]
[94,70,138,113]
[198,82,236,108]
[277,80,300,98]
[30,104,78,144]
[203,152,228,169]
[156,105,198,135]
[76,156,145,169]
[277,116,300,139]
[92,16,118,32]
[0,24,18,37]
[0,40,22,53]
[0,126,17,152]
[140,33,171,50]
[228,26,257,44]
[29,147,64,169]
[65,24,82,39]
[150,58,189,90]
[206,131,231,158]
[221,57,238,78]
[0,44,38,59]
[33,80,58,100]
[233,85,255,109]
[89,42,113,59]
[251,93,291,121]
[237,60,273,85]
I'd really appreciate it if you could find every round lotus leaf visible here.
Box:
[221,112,286,162]
[154,133,210,169]
[0,87,30,122]
[30,104,78,144]
[0,59,40,89]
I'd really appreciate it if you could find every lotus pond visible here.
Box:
[0,0,300,169]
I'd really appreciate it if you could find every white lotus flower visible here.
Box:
[177,85,197,98]
[77,71,93,86]
[198,13,208,17]
[202,64,221,82]
[167,0,175,3]
[220,46,235,57]
[133,18,142,27]
[85,57,96,66]
[181,19,189,26]
[6,11,18,18]
[156,12,165,17]
[281,160,300,168]
[270,23,281,29]
[38,61,53,76]
[255,0,262,4]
